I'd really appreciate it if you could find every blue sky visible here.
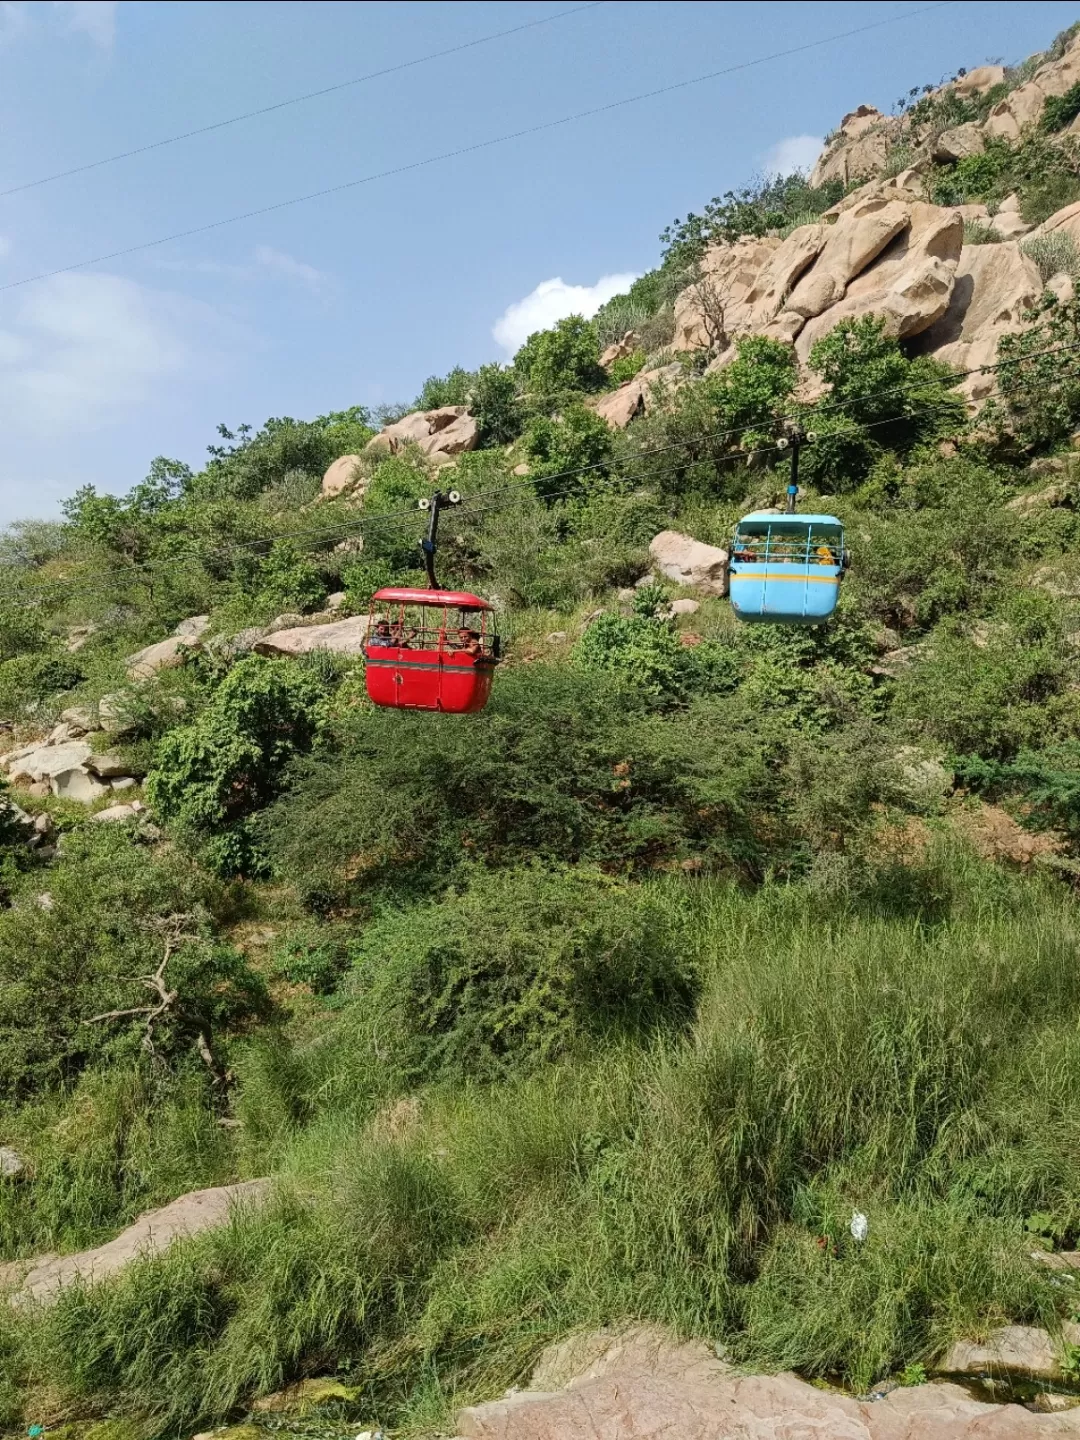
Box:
[0,0,1078,524]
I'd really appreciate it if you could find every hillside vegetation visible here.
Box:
[7,19,1080,1438]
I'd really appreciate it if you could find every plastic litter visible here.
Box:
[850,1210,869,1242]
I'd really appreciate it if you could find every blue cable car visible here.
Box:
[729,511,845,625]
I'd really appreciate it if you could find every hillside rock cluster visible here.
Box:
[642,172,1077,413]
[810,36,1080,184]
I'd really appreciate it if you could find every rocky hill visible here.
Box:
[8,15,1080,1440]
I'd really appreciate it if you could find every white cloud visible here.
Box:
[492,272,639,355]
[254,244,326,291]
[762,134,824,177]
[0,271,218,430]
[53,1,116,49]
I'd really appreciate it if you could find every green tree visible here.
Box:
[257,540,325,615]
[986,293,1080,452]
[472,362,524,444]
[522,404,614,501]
[514,315,606,398]
[803,316,964,489]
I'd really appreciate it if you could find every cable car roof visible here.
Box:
[736,511,843,529]
[372,586,494,610]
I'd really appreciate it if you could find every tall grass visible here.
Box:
[5,846,1078,1429]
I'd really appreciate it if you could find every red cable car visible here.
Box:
[364,586,499,712]
[363,489,500,713]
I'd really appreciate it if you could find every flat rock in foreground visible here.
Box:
[456,1326,1080,1439]
[0,1179,269,1305]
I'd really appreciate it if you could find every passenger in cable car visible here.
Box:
[453,627,483,656]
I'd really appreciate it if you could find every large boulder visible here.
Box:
[321,455,364,498]
[126,636,193,681]
[648,531,728,596]
[253,615,372,657]
[126,616,208,681]
[794,204,963,361]
[365,406,479,463]
[51,769,111,803]
[742,223,829,329]
[98,691,139,736]
[809,105,901,188]
[173,615,211,641]
[913,242,1043,400]
[784,199,911,320]
[86,752,141,779]
[7,741,92,786]
[598,332,640,368]
[984,34,1080,141]
[1032,198,1080,246]
[592,364,684,430]
[91,802,143,824]
[951,64,1006,99]
[933,122,986,162]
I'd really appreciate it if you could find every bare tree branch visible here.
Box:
[687,262,732,353]
[82,913,191,1057]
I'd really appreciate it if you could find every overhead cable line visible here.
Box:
[1,331,1075,611]
[0,3,604,199]
[0,402,1037,618]
[0,1,954,294]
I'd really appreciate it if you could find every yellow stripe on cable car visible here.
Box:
[734,571,840,584]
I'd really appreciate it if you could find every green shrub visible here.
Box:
[962,220,1004,245]
[660,173,845,264]
[574,611,737,702]
[627,334,796,497]
[804,317,964,488]
[608,348,647,385]
[260,665,783,905]
[0,648,83,719]
[0,1065,233,1260]
[255,540,326,615]
[344,865,696,1084]
[1042,81,1080,132]
[1021,172,1080,226]
[273,924,350,995]
[955,742,1080,844]
[986,292,1080,451]
[416,366,472,410]
[513,315,605,399]
[848,455,1015,632]
[1022,232,1080,281]
[893,593,1078,757]
[522,405,614,501]
[196,413,369,503]
[0,826,266,1100]
[146,655,327,875]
